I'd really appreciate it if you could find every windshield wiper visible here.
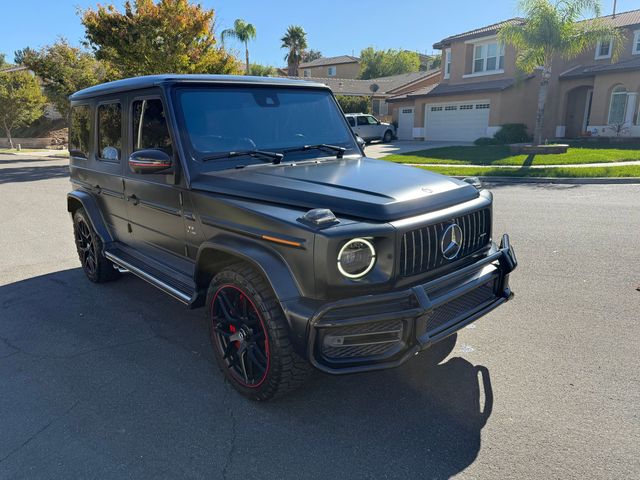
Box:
[201,149,283,164]
[283,144,346,159]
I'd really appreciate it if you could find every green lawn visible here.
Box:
[386,143,640,167]
[415,164,640,178]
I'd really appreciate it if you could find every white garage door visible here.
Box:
[425,101,490,141]
[397,107,415,140]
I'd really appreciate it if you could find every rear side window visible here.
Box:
[97,103,122,161]
[132,99,172,155]
[346,117,355,127]
[357,116,368,126]
[70,105,91,159]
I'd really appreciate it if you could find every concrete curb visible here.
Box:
[451,176,640,185]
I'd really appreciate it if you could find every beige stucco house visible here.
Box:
[299,55,361,79]
[388,9,640,141]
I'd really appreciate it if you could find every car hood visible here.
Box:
[191,157,479,222]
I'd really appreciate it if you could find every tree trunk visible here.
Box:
[2,118,13,149]
[534,65,551,146]
[287,57,296,77]
[245,43,250,75]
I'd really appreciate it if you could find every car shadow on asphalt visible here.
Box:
[0,268,492,479]
[0,165,69,184]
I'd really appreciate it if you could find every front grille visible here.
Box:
[399,208,491,277]
[425,281,496,335]
[320,319,403,360]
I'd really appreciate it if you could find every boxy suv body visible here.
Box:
[345,113,395,143]
[67,75,516,400]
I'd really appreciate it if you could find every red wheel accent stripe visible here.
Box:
[210,284,271,388]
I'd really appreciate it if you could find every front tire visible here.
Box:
[383,130,393,143]
[72,208,120,283]
[206,264,311,401]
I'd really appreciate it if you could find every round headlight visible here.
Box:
[337,238,376,279]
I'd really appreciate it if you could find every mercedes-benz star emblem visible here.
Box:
[441,223,463,260]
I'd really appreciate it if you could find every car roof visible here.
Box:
[344,113,371,116]
[70,74,331,101]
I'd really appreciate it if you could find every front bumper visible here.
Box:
[304,234,517,374]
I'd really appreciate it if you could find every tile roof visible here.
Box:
[294,69,440,96]
[580,8,640,28]
[433,9,640,50]
[560,56,640,78]
[433,18,525,49]
[389,76,535,101]
[299,55,360,68]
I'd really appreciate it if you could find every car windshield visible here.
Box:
[175,86,359,168]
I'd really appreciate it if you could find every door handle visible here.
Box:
[127,194,140,205]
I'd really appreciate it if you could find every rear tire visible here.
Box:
[206,263,311,401]
[72,208,120,283]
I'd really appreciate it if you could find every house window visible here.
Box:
[460,104,473,110]
[444,105,458,111]
[327,66,336,76]
[444,48,451,79]
[608,86,628,124]
[430,106,443,111]
[595,39,612,59]
[303,70,310,77]
[475,104,490,109]
[473,41,504,73]
[633,30,640,55]
[97,102,122,162]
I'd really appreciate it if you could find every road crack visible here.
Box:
[0,400,80,464]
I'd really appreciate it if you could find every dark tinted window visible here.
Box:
[357,116,368,126]
[347,117,355,127]
[132,99,172,155]
[70,105,91,159]
[176,87,356,161]
[97,103,121,161]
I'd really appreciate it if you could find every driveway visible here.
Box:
[365,140,471,159]
[1,154,639,479]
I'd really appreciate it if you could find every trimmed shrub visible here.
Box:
[336,95,371,114]
[474,137,499,146]
[494,123,531,144]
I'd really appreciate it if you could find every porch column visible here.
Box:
[625,93,638,125]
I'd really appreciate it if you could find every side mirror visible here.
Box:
[355,134,366,151]
[129,149,172,174]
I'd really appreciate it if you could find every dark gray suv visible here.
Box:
[67,75,517,400]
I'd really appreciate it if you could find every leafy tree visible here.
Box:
[248,64,275,77]
[15,39,109,118]
[302,49,322,63]
[358,48,420,79]
[281,25,308,76]
[336,95,371,114]
[499,0,622,145]
[0,70,46,148]
[80,0,240,77]
[0,53,9,70]
[221,19,257,74]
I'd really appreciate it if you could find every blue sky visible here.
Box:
[0,0,634,66]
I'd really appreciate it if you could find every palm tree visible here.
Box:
[281,25,308,76]
[499,0,622,145]
[221,19,257,74]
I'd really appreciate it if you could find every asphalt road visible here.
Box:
[1,154,639,479]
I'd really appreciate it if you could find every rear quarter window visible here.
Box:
[347,117,355,127]
[70,105,91,159]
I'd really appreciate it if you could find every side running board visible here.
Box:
[104,248,195,305]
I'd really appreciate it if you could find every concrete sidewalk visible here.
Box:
[364,140,470,159]
[403,160,640,168]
